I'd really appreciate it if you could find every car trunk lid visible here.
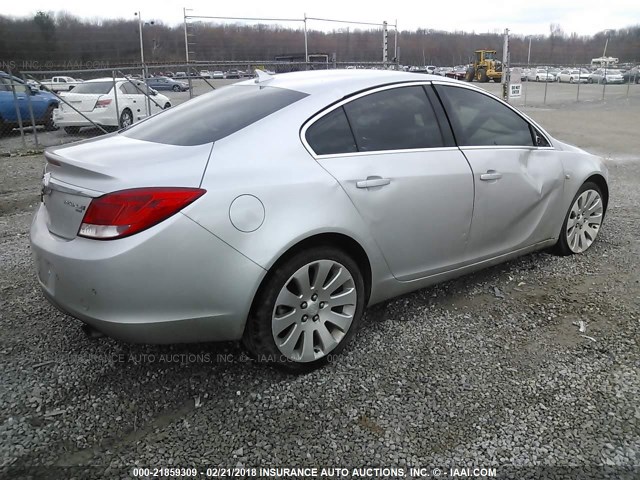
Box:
[42,134,213,240]
[60,92,104,112]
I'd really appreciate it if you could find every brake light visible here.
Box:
[94,98,112,109]
[78,187,206,240]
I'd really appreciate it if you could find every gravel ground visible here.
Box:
[0,95,639,480]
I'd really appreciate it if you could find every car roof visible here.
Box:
[235,69,457,97]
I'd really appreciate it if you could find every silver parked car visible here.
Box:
[588,68,624,84]
[30,70,608,370]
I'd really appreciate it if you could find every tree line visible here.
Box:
[1,12,638,72]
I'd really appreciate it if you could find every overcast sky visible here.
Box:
[5,0,640,36]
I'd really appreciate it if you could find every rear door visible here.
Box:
[434,83,564,261]
[304,83,474,281]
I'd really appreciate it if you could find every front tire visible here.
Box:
[172,85,180,92]
[63,126,80,134]
[554,182,605,256]
[163,102,171,109]
[243,247,365,372]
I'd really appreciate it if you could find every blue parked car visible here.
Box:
[0,72,59,133]
[145,76,189,92]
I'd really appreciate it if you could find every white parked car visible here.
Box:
[527,69,555,82]
[212,71,224,79]
[588,69,624,84]
[53,78,171,134]
[556,69,590,83]
[200,70,212,78]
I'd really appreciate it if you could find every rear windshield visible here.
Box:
[71,82,113,94]
[123,85,308,146]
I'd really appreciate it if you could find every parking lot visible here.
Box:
[1,78,639,479]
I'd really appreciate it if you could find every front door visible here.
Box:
[434,84,564,260]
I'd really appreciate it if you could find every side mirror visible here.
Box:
[150,89,158,96]
[29,86,39,95]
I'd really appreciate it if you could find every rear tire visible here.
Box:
[163,102,171,109]
[63,126,80,134]
[242,247,365,373]
[553,182,605,256]
[119,109,133,129]
[43,106,57,131]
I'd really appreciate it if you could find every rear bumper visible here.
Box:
[30,205,266,344]
[54,108,118,128]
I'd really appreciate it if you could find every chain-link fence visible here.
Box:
[1,60,639,153]
[0,61,400,152]
[505,63,640,106]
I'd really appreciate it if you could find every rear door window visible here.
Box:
[342,85,445,152]
[123,85,308,146]
[435,85,534,147]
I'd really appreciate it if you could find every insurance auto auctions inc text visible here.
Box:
[251,467,497,477]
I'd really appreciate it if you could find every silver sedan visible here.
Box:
[30,70,608,371]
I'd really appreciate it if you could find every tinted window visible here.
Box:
[121,82,147,95]
[343,86,444,152]
[72,82,113,94]
[306,107,356,155]
[435,86,534,146]
[123,85,308,146]
[121,83,138,94]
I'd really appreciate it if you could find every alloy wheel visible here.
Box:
[566,189,604,253]
[120,110,133,128]
[271,260,357,362]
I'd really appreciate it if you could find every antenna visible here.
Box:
[254,69,274,84]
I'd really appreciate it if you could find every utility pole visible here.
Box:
[304,13,309,69]
[382,21,388,65]
[501,28,510,101]
[394,20,398,69]
[183,8,193,98]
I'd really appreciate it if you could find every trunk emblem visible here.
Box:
[40,173,52,202]
[63,200,86,213]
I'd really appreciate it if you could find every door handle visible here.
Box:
[480,171,502,181]
[356,177,391,189]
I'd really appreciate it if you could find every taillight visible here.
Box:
[78,187,206,240]
[94,98,112,109]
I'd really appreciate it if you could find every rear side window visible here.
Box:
[123,85,308,146]
[343,86,445,152]
[435,85,534,147]
[305,107,357,155]
[72,82,113,95]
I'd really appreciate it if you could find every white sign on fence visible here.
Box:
[509,83,522,98]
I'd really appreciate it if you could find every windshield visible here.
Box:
[71,82,113,94]
[123,85,308,146]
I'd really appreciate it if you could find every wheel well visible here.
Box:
[585,174,609,211]
[256,233,372,308]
